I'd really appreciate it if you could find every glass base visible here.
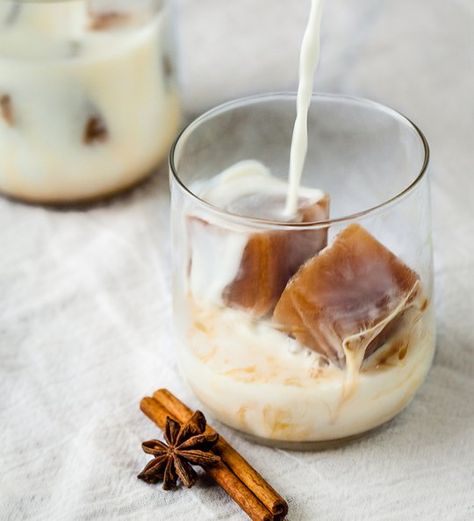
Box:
[178,363,418,452]
[226,420,392,451]
[0,166,159,208]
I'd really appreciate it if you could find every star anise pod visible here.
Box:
[138,411,220,490]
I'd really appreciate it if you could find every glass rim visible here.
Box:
[169,92,430,230]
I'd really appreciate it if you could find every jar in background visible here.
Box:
[170,94,435,448]
[0,0,180,204]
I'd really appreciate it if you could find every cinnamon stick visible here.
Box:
[153,389,288,518]
[140,396,276,521]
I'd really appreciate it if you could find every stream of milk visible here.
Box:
[198,0,325,219]
[285,0,324,216]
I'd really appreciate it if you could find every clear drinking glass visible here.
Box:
[170,93,435,448]
[0,0,180,204]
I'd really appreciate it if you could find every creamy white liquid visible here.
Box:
[286,0,324,216]
[0,1,180,203]
[177,301,435,442]
[192,160,325,220]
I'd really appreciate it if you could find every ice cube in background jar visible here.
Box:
[0,0,181,204]
[188,161,330,316]
[274,224,425,368]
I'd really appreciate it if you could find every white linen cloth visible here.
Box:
[1,0,473,519]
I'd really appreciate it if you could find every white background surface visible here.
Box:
[1,0,474,519]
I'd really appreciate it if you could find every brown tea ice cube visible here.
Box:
[188,163,330,316]
[187,195,329,317]
[273,224,422,366]
[0,94,14,127]
[223,195,329,317]
[88,8,133,31]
